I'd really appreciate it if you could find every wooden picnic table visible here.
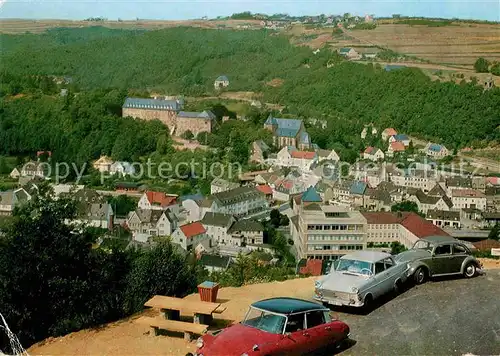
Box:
[144,295,224,324]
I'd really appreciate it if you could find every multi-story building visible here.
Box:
[290,203,368,261]
[389,168,438,192]
[0,188,31,216]
[171,221,210,251]
[210,178,240,195]
[210,186,269,218]
[201,212,236,245]
[122,97,214,136]
[127,209,178,243]
[362,211,450,248]
[138,191,179,214]
[451,189,487,211]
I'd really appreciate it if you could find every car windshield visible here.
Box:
[242,307,286,334]
[335,259,373,276]
[413,240,433,252]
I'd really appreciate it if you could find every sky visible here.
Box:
[0,0,498,22]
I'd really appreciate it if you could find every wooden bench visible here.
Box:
[136,316,208,341]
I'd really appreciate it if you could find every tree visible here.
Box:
[474,57,490,73]
[490,63,500,76]
[180,130,194,140]
[488,223,500,241]
[0,156,10,175]
[391,201,419,214]
[123,238,196,313]
[107,195,137,217]
[390,241,407,255]
[0,194,132,350]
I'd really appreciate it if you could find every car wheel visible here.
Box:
[464,263,476,278]
[394,280,403,294]
[363,294,373,313]
[414,267,427,284]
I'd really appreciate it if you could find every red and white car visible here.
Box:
[194,297,350,356]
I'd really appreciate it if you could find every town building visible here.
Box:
[264,116,311,150]
[227,219,265,245]
[127,209,178,243]
[290,203,368,260]
[214,75,230,89]
[381,128,397,141]
[109,161,136,176]
[175,110,215,137]
[74,202,114,229]
[445,177,472,195]
[138,191,179,213]
[389,134,411,147]
[276,146,317,171]
[362,212,450,248]
[363,146,385,161]
[407,190,453,214]
[389,169,439,192]
[10,161,48,179]
[426,209,461,229]
[210,186,269,218]
[93,156,114,173]
[387,141,405,157]
[423,143,450,158]
[250,140,270,163]
[338,47,360,60]
[199,254,232,273]
[451,189,487,211]
[0,188,31,216]
[316,148,340,163]
[201,212,236,245]
[210,178,240,195]
[171,221,210,251]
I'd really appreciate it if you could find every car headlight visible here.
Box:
[315,281,322,288]
[351,287,358,293]
[196,337,204,349]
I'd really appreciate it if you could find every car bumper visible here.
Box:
[314,294,364,307]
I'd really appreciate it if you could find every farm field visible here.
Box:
[346,23,500,67]
[0,18,262,34]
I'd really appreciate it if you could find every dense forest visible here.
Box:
[1,26,499,153]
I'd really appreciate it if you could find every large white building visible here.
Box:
[451,189,487,211]
[210,186,269,218]
[290,203,368,261]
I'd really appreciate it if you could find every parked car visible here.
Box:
[194,297,350,356]
[395,236,482,284]
[314,251,409,309]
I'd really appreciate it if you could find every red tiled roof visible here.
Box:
[486,177,499,185]
[291,151,316,160]
[279,179,294,190]
[364,146,375,154]
[146,191,177,207]
[361,212,411,224]
[390,141,405,152]
[256,184,273,195]
[401,213,449,238]
[384,128,397,136]
[452,189,486,198]
[180,221,206,239]
[473,239,500,251]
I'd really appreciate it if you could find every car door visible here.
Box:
[383,257,399,288]
[276,313,310,356]
[371,260,389,298]
[431,244,453,274]
[450,244,468,273]
[303,310,334,352]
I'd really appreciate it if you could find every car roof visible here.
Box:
[251,297,327,315]
[422,236,458,245]
[340,250,391,263]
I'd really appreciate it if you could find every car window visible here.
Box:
[285,313,305,333]
[384,257,394,269]
[374,261,385,274]
[453,244,467,254]
[434,244,451,255]
[306,310,325,329]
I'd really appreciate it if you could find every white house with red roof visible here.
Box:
[387,141,405,157]
[382,128,398,141]
[276,146,317,171]
[363,146,385,161]
[138,191,179,214]
[171,221,210,251]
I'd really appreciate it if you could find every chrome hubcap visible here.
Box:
[466,265,475,276]
[417,271,424,282]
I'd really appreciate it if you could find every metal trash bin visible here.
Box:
[198,281,220,303]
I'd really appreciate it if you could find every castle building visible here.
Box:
[264,115,311,150]
[122,97,214,136]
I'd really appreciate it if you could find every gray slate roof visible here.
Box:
[177,110,216,120]
[199,254,231,268]
[201,212,234,227]
[123,97,183,111]
[228,219,264,233]
[211,186,264,207]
